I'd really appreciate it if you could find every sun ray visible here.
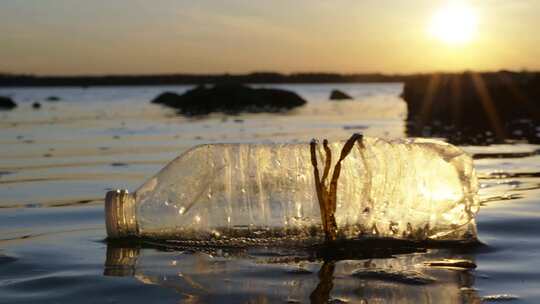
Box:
[469,73,505,139]
[417,74,441,130]
[450,75,462,127]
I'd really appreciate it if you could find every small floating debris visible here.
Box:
[343,125,368,130]
[423,259,477,269]
[285,267,313,275]
[481,294,519,302]
[351,268,436,285]
[46,96,61,102]
[110,162,129,167]
[32,102,41,109]
[0,171,13,178]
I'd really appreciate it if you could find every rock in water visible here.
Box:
[329,90,353,100]
[0,96,17,110]
[402,71,540,143]
[152,84,307,116]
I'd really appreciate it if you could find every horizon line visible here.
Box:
[1,69,538,78]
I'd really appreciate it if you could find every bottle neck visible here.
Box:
[105,189,138,238]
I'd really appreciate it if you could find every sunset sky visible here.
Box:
[1,0,538,75]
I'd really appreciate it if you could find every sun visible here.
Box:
[429,3,478,45]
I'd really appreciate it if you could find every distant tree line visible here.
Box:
[0,72,408,87]
[1,70,537,87]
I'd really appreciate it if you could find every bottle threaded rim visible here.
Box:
[105,189,138,238]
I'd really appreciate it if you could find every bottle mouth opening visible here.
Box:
[105,189,138,238]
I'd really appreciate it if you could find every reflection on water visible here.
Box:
[407,119,540,145]
[1,84,539,302]
[104,242,481,303]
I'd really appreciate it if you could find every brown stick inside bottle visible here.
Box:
[310,133,363,242]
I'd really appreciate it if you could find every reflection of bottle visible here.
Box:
[104,245,139,276]
[105,135,479,242]
[103,243,480,303]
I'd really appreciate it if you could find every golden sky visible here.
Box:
[0,0,538,75]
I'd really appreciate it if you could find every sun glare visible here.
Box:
[430,3,478,45]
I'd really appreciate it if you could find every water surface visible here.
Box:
[0,84,539,303]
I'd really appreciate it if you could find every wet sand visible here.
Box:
[0,84,539,303]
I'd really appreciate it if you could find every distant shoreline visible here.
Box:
[0,72,407,87]
[1,71,536,87]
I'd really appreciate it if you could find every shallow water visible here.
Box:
[0,83,539,303]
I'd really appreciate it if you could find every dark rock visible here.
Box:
[329,89,353,100]
[46,96,60,101]
[402,71,540,144]
[0,96,17,110]
[151,84,307,116]
[32,102,41,109]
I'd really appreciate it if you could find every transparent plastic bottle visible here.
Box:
[105,135,479,243]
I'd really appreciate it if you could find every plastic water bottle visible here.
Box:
[105,134,479,243]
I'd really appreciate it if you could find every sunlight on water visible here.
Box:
[0,84,538,303]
